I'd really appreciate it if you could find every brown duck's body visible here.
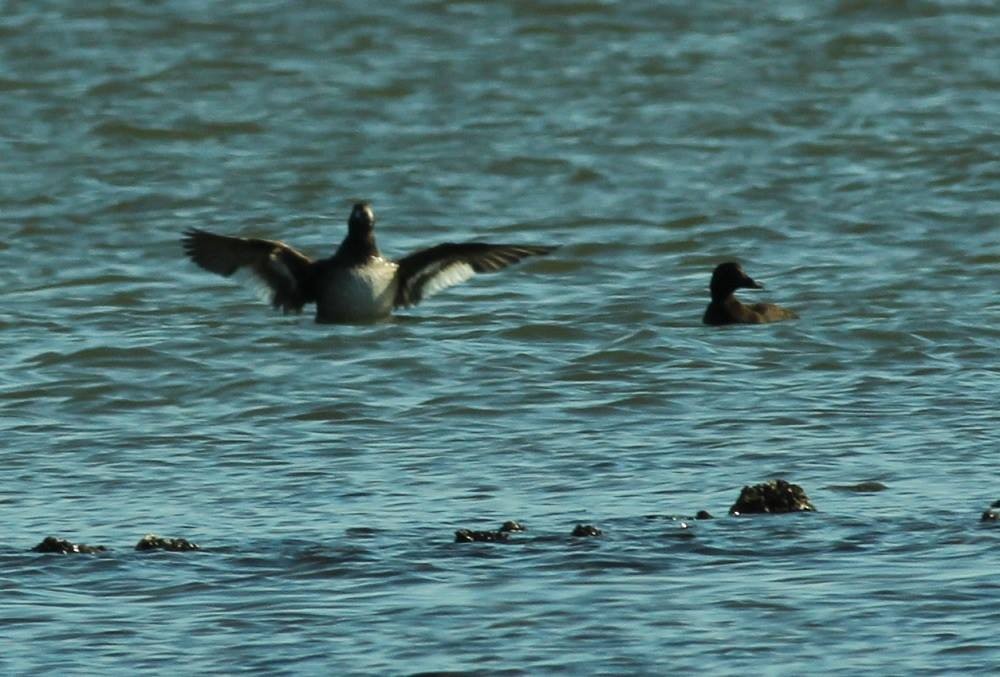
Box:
[702,297,799,325]
[702,262,798,325]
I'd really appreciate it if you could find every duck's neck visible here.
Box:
[710,288,738,304]
[336,230,380,264]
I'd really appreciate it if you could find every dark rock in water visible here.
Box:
[454,529,509,543]
[32,536,106,554]
[729,479,816,515]
[455,520,524,542]
[571,524,602,537]
[135,534,200,552]
[695,510,714,520]
[981,502,1000,522]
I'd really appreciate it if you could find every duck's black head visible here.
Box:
[348,202,375,237]
[336,202,380,260]
[710,262,763,301]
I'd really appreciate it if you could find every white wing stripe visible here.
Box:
[407,261,476,302]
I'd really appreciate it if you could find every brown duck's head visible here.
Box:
[710,262,763,301]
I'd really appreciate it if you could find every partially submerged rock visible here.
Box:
[32,536,106,554]
[454,529,509,543]
[981,500,1000,522]
[454,520,525,543]
[135,534,200,552]
[729,479,816,515]
[499,520,525,533]
[571,524,602,537]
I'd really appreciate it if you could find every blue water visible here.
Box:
[2,1,999,674]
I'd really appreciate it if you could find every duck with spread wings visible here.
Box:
[182,202,557,323]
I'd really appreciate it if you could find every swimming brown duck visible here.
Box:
[702,262,798,325]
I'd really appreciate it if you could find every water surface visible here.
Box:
[2,1,999,674]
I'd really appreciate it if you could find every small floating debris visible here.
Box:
[135,534,200,552]
[729,479,816,515]
[32,536,106,554]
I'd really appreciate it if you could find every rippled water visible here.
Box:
[3,1,999,674]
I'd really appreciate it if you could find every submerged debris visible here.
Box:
[828,481,888,493]
[135,534,200,552]
[32,536,106,554]
[729,479,816,516]
[454,529,509,543]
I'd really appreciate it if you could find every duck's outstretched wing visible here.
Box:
[393,242,556,308]
[181,229,316,313]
